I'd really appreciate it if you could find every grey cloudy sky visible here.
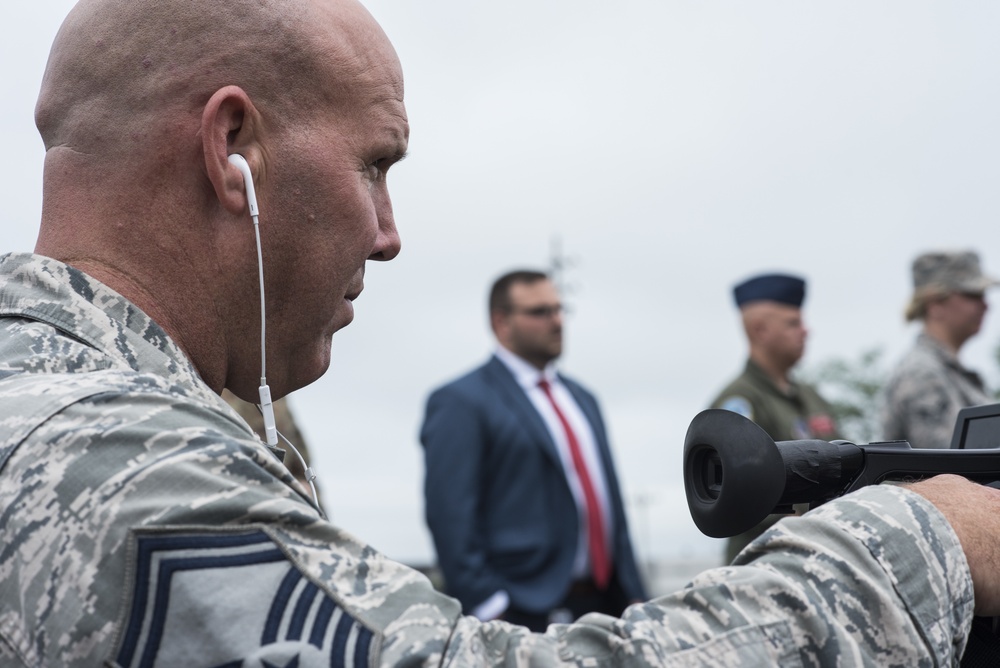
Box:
[5,1,1000,571]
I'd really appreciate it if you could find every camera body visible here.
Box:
[682,404,1000,666]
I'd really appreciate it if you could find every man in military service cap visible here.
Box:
[5,0,1000,665]
[709,272,841,563]
[881,250,999,449]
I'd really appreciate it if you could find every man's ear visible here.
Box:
[490,310,509,341]
[924,296,946,323]
[742,307,768,341]
[201,85,262,215]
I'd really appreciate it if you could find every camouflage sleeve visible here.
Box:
[382,485,971,667]
[1,376,972,667]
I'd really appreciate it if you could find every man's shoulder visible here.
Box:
[885,340,949,390]
[1,374,309,552]
[0,369,257,465]
[4,364,240,415]
[710,370,764,406]
[795,379,832,404]
[428,357,506,396]
[896,339,941,368]
[420,361,506,428]
[0,375,457,667]
[1,367,168,426]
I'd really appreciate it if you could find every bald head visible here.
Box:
[38,0,381,154]
[33,0,407,400]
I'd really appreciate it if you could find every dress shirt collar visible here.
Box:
[494,344,558,390]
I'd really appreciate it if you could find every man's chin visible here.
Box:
[279,345,334,397]
[326,307,355,340]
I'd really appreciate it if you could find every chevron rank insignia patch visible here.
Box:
[114,529,375,668]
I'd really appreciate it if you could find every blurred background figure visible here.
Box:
[880,250,999,449]
[709,272,841,563]
[420,269,646,632]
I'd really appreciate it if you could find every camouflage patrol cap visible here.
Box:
[905,250,999,321]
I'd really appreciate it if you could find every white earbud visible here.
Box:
[228,153,259,217]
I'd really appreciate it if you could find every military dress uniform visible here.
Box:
[711,360,841,563]
[0,253,974,666]
[881,332,991,450]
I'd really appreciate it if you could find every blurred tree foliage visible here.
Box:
[800,347,887,444]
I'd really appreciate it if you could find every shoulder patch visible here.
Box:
[719,396,754,420]
[115,529,374,668]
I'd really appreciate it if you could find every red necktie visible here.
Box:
[538,379,611,590]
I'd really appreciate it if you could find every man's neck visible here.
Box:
[749,352,792,393]
[923,321,965,355]
[495,343,553,372]
[494,344,555,381]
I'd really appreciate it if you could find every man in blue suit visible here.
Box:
[420,269,647,631]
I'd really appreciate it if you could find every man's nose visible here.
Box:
[369,211,401,262]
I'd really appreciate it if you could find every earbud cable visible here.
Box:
[253,213,279,447]
[275,425,325,518]
[254,213,267,384]
[237,156,322,514]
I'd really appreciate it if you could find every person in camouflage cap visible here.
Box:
[881,250,999,449]
[4,1,1000,666]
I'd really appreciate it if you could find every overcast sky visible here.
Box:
[6,1,1000,574]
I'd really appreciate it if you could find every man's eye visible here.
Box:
[365,161,386,189]
[365,151,406,189]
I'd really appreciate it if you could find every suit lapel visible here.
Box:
[483,356,563,466]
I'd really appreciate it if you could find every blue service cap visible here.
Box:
[733,273,806,308]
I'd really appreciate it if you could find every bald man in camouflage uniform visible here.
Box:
[882,251,999,449]
[2,1,999,666]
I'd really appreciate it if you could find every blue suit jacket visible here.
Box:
[420,356,647,614]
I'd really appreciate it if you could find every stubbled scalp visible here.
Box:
[34,0,363,158]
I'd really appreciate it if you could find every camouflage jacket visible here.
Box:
[881,332,991,449]
[0,253,973,667]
